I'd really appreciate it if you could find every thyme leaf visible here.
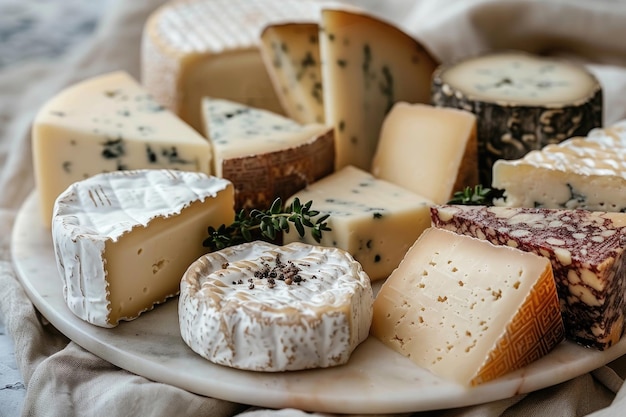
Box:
[448,185,499,206]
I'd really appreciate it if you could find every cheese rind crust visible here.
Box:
[431,204,626,350]
[179,241,373,371]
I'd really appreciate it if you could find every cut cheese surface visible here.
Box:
[320,8,438,170]
[431,204,626,350]
[371,102,478,204]
[141,0,322,132]
[52,169,235,328]
[32,71,211,228]
[284,165,433,281]
[201,97,334,210]
[260,22,324,124]
[179,241,373,371]
[372,227,564,385]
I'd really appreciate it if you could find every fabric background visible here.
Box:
[2,0,626,416]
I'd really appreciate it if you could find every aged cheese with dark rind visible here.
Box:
[431,51,602,185]
[430,204,626,350]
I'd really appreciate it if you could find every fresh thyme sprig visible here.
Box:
[448,185,499,206]
[202,197,331,251]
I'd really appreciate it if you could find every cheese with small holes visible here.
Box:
[260,22,324,124]
[179,241,373,371]
[201,97,334,210]
[371,102,478,204]
[283,165,433,281]
[492,122,626,212]
[371,227,564,386]
[430,204,626,350]
[32,71,212,228]
[141,0,322,132]
[320,8,438,170]
[52,169,234,328]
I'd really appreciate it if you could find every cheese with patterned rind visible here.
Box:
[201,97,334,210]
[141,0,322,132]
[32,71,212,228]
[430,204,626,350]
[283,165,433,281]
[371,102,478,204]
[52,169,234,328]
[320,8,439,170]
[372,227,563,386]
[179,241,373,371]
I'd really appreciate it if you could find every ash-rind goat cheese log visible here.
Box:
[52,169,234,328]
[431,50,602,185]
[430,204,626,350]
[179,241,373,371]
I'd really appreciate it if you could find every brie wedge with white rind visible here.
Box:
[179,241,373,371]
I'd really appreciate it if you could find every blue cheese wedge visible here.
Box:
[201,97,334,210]
[179,241,373,371]
[259,22,324,124]
[32,71,212,228]
[320,8,438,170]
[52,169,234,328]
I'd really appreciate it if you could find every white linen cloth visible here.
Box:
[2,0,626,415]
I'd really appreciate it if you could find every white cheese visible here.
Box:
[283,165,433,281]
[371,227,564,386]
[32,71,212,228]
[320,8,438,170]
[201,97,334,210]
[52,169,234,328]
[179,241,373,371]
[371,102,478,204]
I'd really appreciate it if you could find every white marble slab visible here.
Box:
[11,191,626,414]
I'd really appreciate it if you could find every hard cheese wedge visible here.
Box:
[201,97,334,210]
[259,22,324,124]
[431,204,626,350]
[283,165,433,281]
[372,227,564,386]
[52,169,234,328]
[320,8,438,170]
[32,71,211,228]
[371,102,478,204]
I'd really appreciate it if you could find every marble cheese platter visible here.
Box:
[12,191,626,414]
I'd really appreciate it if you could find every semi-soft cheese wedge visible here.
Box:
[32,71,212,228]
[179,241,373,371]
[372,227,564,386]
[52,169,234,328]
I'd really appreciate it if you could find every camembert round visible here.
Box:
[179,241,373,372]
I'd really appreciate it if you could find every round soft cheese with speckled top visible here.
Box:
[179,241,373,372]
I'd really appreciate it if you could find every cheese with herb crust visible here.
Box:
[179,241,373,371]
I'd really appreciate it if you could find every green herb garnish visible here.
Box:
[448,185,497,206]
[203,197,331,251]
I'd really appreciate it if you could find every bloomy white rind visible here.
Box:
[179,241,373,371]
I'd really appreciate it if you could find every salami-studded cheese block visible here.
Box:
[141,0,321,132]
[283,166,433,281]
[179,241,373,371]
[371,102,478,204]
[430,204,626,350]
[492,122,626,211]
[32,71,212,228]
[52,169,235,328]
[201,97,334,210]
[320,8,439,170]
[431,51,602,185]
[372,227,563,386]
[259,23,324,124]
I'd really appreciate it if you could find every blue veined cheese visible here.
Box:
[179,241,373,371]
[32,71,212,228]
[259,22,324,124]
[141,0,322,132]
[52,169,235,328]
[319,8,439,171]
[283,165,433,281]
[201,97,334,210]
